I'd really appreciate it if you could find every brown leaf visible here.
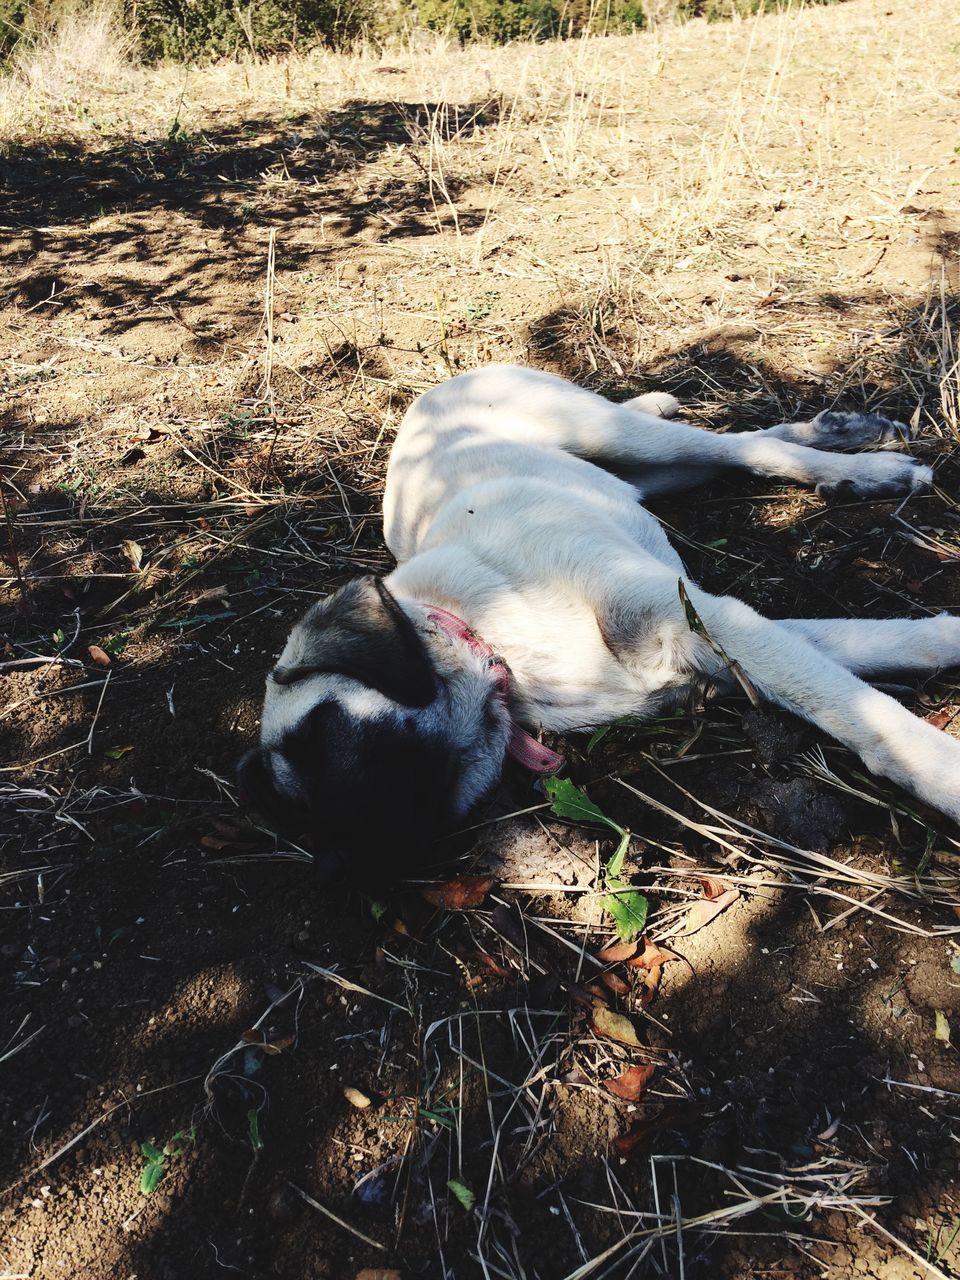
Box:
[121,539,144,572]
[591,1004,642,1048]
[240,1029,294,1055]
[199,835,232,851]
[698,876,732,900]
[600,970,630,997]
[355,1271,402,1280]
[613,1119,654,1157]
[596,939,638,964]
[570,983,606,1008]
[679,888,740,936]
[476,950,511,978]
[627,936,680,970]
[604,1064,656,1101]
[635,963,662,1007]
[87,644,111,667]
[926,707,958,730]
[420,875,496,910]
[613,1105,689,1157]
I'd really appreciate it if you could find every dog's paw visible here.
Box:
[919,614,960,670]
[810,410,911,450]
[626,390,681,419]
[815,451,933,500]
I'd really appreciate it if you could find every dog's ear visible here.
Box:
[272,576,436,708]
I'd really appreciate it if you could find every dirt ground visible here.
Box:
[2,0,960,1276]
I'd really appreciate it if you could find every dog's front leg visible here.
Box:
[777,615,960,677]
[603,569,960,824]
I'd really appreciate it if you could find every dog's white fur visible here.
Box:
[375,364,959,823]
[258,364,960,844]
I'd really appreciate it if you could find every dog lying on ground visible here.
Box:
[240,364,960,874]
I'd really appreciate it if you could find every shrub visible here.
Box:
[125,0,373,62]
[412,0,647,42]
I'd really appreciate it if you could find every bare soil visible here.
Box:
[2,2,960,1276]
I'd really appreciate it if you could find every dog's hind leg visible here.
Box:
[617,400,922,496]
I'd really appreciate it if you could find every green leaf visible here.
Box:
[677,579,707,637]
[606,829,631,879]
[140,1161,166,1195]
[950,955,960,976]
[544,777,624,836]
[419,1106,455,1129]
[586,724,614,755]
[447,1178,476,1211]
[368,899,389,923]
[602,881,649,941]
[139,1152,166,1196]
[247,1108,264,1152]
[140,1141,164,1160]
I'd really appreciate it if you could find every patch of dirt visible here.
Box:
[2,1,960,1276]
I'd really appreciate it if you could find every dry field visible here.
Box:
[2,0,960,1276]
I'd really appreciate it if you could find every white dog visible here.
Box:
[240,365,959,873]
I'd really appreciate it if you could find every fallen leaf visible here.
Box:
[635,964,662,1007]
[591,1004,642,1048]
[241,1029,294,1055]
[613,1119,654,1156]
[613,1105,690,1157]
[570,983,606,1008]
[698,876,732,900]
[926,707,959,730]
[604,1064,656,1101]
[104,744,134,760]
[628,937,681,970]
[121,539,144,572]
[447,1178,475,1211]
[199,835,232,851]
[600,970,630,997]
[476,950,511,978]
[596,940,638,964]
[343,1086,372,1109]
[420,875,496,910]
[935,1010,952,1046]
[679,888,740,936]
[87,644,111,667]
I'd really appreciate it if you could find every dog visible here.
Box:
[239,364,960,874]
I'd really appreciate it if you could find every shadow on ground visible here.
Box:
[1,132,959,1273]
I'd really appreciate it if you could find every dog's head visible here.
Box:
[238,577,510,878]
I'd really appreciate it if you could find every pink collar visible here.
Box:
[425,605,565,775]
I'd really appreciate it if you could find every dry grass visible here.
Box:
[0,2,136,136]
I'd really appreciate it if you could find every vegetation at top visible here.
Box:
[0,0,846,63]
